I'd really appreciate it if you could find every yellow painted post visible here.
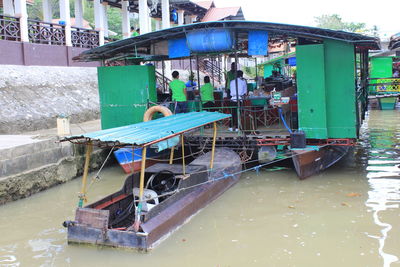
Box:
[133,146,147,231]
[138,146,147,200]
[210,122,217,169]
[169,146,175,164]
[181,135,185,175]
[78,142,93,207]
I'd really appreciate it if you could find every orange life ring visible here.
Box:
[143,105,173,122]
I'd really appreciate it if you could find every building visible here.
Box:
[0,0,244,66]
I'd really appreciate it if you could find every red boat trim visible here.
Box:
[95,194,128,210]
[256,138,356,146]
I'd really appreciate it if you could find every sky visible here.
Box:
[214,0,399,40]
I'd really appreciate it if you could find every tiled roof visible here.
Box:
[202,7,242,22]
[194,0,215,9]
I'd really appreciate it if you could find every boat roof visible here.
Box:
[62,111,230,147]
[74,20,380,62]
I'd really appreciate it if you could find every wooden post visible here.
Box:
[210,122,217,169]
[138,146,147,200]
[169,146,175,164]
[181,135,185,175]
[78,142,93,207]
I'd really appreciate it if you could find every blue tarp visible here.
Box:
[248,30,268,56]
[66,111,231,147]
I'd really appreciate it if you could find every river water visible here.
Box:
[0,109,399,267]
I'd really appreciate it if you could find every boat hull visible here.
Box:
[292,145,349,179]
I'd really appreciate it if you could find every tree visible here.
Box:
[314,14,370,34]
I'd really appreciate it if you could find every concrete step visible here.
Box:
[0,136,61,161]
[0,142,73,178]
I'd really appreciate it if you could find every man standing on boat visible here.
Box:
[169,71,188,113]
[229,70,247,131]
[225,62,236,98]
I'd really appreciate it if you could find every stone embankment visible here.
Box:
[0,65,111,205]
[0,65,99,134]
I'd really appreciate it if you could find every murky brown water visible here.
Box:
[1,109,399,267]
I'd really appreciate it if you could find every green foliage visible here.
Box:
[243,66,257,78]
[314,14,376,35]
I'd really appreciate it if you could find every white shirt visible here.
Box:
[230,78,247,101]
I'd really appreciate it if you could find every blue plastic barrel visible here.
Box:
[186,29,234,53]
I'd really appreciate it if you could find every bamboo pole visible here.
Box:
[78,142,93,207]
[210,122,217,169]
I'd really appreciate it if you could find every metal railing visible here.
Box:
[28,19,66,45]
[0,15,21,41]
[71,26,100,48]
[150,98,297,135]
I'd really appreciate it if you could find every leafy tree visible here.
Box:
[314,14,371,34]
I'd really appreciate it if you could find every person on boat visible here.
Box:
[169,71,187,113]
[225,62,236,98]
[200,76,215,109]
[131,27,140,37]
[229,70,247,131]
[185,72,197,101]
[394,69,400,78]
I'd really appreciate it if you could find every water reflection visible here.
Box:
[363,109,400,266]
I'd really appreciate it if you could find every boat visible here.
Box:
[292,146,350,179]
[113,146,161,174]
[62,111,241,250]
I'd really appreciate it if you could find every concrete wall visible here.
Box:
[0,40,99,67]
[0,140,115,205]
[0,65,100,134]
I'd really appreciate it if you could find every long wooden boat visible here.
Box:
[64,148,240,250]
[61,111,238,251]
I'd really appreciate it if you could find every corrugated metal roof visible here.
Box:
[202,7,242,22]
[64,111,231,147]
[74,21,380,62]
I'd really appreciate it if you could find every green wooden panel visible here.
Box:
[264,64,273,78]
[296,44,328,139]
[324,39,356,138]
[379,97,397,110]
[97,65,156,129]
[370,57,393,78]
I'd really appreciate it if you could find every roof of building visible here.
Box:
[63,111,231,147]
[74,21,380,62]
[194,0,215,9]
[202,7,244,22]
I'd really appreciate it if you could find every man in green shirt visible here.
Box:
[225,62,236,97]
[131,27,140,37]
[200,76,214,109]
[169,71,187,113]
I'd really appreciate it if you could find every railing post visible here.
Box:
[14,0,28,42]
[3,0,15,16]
[59,0,72,46]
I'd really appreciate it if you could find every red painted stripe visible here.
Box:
[95,194,128,210]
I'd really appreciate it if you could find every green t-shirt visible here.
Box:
[225,71,235,89]
[200,83,214,103]
[131,31,139,37]
[169,79,187,101]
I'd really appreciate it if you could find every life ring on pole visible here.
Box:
[143,105,173,122]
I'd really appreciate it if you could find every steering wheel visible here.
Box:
[149,170,177,193]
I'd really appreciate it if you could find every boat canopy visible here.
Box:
[74,20,380,62]
[62,111,230,148]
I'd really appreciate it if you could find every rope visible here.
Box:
[86,146,115,192]
[132,145,329,203]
